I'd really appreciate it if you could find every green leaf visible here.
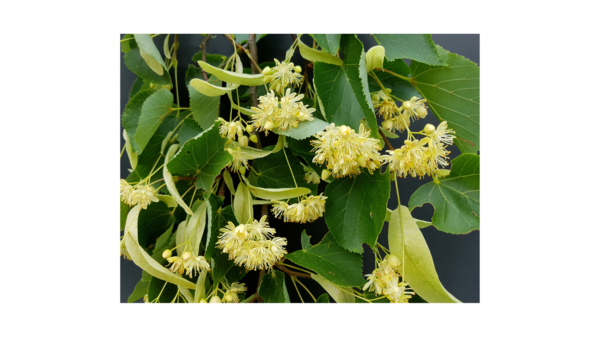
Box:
[310,34,341,55]
[128,275,149,303]
[313,34,379,139]
[316,293,329,303]
[120,201,130,231]
[176,118,203,145]
[121,34,133,54]
[184,200,208,256]
[297,39,343,66]
[186,66,221,129]
[122,89,157,154]
[137,201,174,249]
[189,78,236,97]
[129,76,146,98]
[123,206,196,289]
[134,88,174,155]
[368,58,420,101]
[163,144,193,215]
[206,205,236,260]
[233,182,253,224]
[286,232,365,288]
[410,46,480,153]
[310,273,354,303]
[247,149,316,196]
[134,34,166,69]
[124,42,172,85]
[211,251,235,286]
[373,34,447,66]
[388,207,461,303]
[300,230,311,250]
[408,154,479,234]
[273,117,330,140]
[147,277,178,303]
[151,223,174,258]
[324,169,391,253]
[198,60,264,86]
[166,121,232,191]
[225,264,247,284]
[258,270,291,303]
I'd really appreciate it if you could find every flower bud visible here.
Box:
[250,134,258,143]
[321,169,331,180]
[246,125,254,133]
[424,124,436,135]
[385,88,392,94]
[265,121,274,130]
[262,67,271,75]
[382,119,394,130]
[402,100,412,110]
[339,125,350,136]
[210,296,221,303]
[369,162,377,170]
[239,136,249,147]
[182,252,192,262]
[372,94,380,103]
[199,299,207,303]
[294,65,302,73]
[162,250,172,259]
[239,166,246,175]
[357,155,367,167]
[386,254,401,270]
[225,294,233,302]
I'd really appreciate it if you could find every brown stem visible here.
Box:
[200,34,211,81]
[378,128,395,151]
[217,178,226,198]
[223,34,262,73]
[275,262,312,279]
[254,269,265,303]
[290,34,297,41]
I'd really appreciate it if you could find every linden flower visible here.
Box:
[271,201,289,221]
[120,179,135,206]
[166,255,186,275]
[250,91,279,134]
[132,184,160,209]
[223,282,247,303]
[226,146,248,173]
[267,59,303,94]
[374,98,397,120]
[217,216,287,271]
[303,166,320,184]
[217,118,244,141]
[401,96,428,122]
[384,281,415,303]
[276,89,314,130]
[273,194,327,223]
[311,123,382,178]
[384,138,431,179]
[184,254,211,277]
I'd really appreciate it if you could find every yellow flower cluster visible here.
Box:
[250,89,315,135]
[166,251,211,277]
[217,118,244,141]
[383,122,455,179]
[225,146,248,173]
[375,95,428,134]
[216,216,287,271]
[120,179,159,209]
[311,123,383,178]
[363,255,414,303]
[222,282,247,303]
[262,59,303,95]
[271,194,327,223]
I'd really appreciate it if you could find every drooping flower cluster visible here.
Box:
[222,282,247,303]
[271,194,327,223]
[383,122,455,179]
[120,179,159,209]
[262,59,303,95]
[225,146,249,173]
[311,123,383,178]
[166,251,211,277]
[216,216,287,271]
[363,254,414,303]
[374,95,429,134]
[250,89,315,135]
[217,118,244,141]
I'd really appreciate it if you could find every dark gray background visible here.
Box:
[120,34,479,303]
